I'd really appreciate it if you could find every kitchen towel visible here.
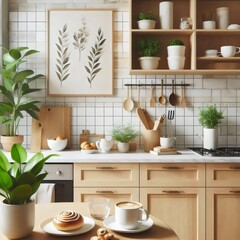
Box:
[32,183,55,203]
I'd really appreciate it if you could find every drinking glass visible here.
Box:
[88,197,110,220]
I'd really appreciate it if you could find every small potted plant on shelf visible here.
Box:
[202,13,216,29]
[111,125,139,153]
[0,144,58,239]
[167,39,186,70]
[137,11,157,29]
[138,38,161,70]
[198,105,224,150]
[0,46,43,151]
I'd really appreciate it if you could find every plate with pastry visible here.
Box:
[40,210,95,236]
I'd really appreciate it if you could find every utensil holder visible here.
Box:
[142,129,161,152]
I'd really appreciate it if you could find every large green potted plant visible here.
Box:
[0,46,43,151]
[137,11,157,29]
[111,125,138,153]
[138,38,161,70]
[0,143,58,239]
[167,39,186,70]
[198,105,224,150]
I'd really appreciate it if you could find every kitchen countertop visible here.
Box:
[3,148,240,163]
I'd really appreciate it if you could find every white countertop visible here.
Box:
[4,148,239,163]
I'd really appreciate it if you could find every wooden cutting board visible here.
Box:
[32,106,71,149]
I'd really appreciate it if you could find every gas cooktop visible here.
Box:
[189,147,240,157]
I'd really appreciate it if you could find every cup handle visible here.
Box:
[96,141,100,151]
[138,208,149,222]
[236,47,240,55]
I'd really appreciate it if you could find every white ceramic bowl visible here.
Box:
[81,149,96,154]
[47,139,68,151]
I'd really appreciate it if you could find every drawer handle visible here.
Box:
[96,167,117,170]
[96,191,116,194]
[162,166,184,170]
[162,190,183,194]
[229,190,240,194]
[229,166,240,170]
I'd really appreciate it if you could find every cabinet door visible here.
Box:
[74,188,139,214]
[74,163,139,187]
[206,188,240,240]
[140,187,205,240]
[140,163,205,187]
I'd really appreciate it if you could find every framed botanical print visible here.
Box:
[47,9,113,96]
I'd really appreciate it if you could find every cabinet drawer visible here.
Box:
[74,163,139,187]
[140,163,205,187]
[206,163,240,187]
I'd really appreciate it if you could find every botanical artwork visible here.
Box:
[48,9,113,96]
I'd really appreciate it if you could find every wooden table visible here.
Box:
[0,202,179,240]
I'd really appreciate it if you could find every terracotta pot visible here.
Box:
[0,200,35,239]
[0,135,24,152]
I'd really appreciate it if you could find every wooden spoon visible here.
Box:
[169,79,178,106]
[159,79,166,105]
[150,86,155,108]
[180,83,186,108]
[123,86,134,112]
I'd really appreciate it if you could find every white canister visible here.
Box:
[216,7,229,29]
[159,1,173,29]
[203,128,218,150]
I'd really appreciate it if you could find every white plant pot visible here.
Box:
[203,128,218,150]
[167,45,186,57]
[137,20,156,29]
[117,142,129,153]
[202,20,216,29]
[167,56,185,70]
[139,57,160,70]
[0,200,35,239]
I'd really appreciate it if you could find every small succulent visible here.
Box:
[138,11,156,21]
[138,39,161,57]
[168,39,184,46]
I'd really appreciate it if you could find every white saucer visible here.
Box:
[81,149,96,154]
[103,215,153,233]
[40,216,95,236]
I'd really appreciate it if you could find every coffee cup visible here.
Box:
[205,49,218,57]
[220,46,240,57]
[160,137,176,148]
[115,201,149,229]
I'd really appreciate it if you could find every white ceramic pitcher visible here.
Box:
[96,139,113,153]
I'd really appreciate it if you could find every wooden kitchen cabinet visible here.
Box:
[74,163,139,213]
[206,163,240,240]
[130,0,240,75]
[140,163,205,240]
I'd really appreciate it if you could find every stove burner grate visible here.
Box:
[189,147,240,157]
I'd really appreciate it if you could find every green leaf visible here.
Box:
[11,144,27,164]
[17,172,35,186]
[0,151,11,171]
[24,152,44,172]
[9,49,21,60]
[0,170,13,191]
[32,172,48,194]
[10,184,32,204]
[22,49,39,58]
[13,70,34,84]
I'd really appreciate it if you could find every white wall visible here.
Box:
[8,0,240,149]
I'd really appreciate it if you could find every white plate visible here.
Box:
[40,216,95,236]
[81,149,96,154]
[103,215,153,233]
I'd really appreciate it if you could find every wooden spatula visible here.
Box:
[136,107,150,130]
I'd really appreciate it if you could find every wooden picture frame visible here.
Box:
[47,9,113,96]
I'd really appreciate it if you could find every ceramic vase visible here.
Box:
[203,128,218,150]
[0,135,24,152]
[159,1,173,29]
[0,200,35,239]
[117,142,129,153]
[216,7,229,29]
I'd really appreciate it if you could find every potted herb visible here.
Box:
[0,46,43,151]
[198,105,224,150]
[111,125,138,152]
[167,39,186,70]
[0,144,58,239]
[137,11,157,29]
[138,39,161,70]
[202,13,216,29]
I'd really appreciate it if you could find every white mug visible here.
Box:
[115,201,149,229]
[160,137,176,148]
[220,46,240,57]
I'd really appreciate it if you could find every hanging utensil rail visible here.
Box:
[124,83,190,87]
